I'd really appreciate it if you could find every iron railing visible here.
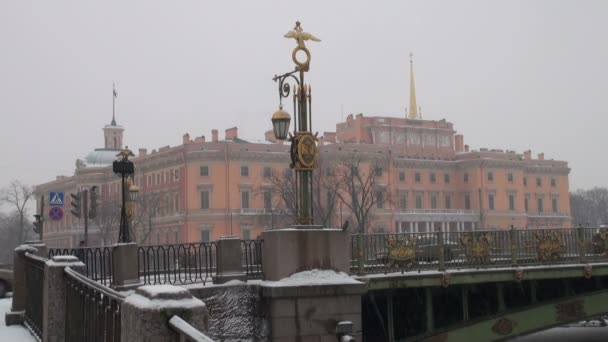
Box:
[350,227,608,275]
[138,242,217,285]
[64,266,125,342]
[24,252,47,340]
[168,315,215,342]
[49,247,114,286]
[241,239,264,279]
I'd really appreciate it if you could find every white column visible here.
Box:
[425,222,430,233]
[414,222,419,233]
[409,222,414,233]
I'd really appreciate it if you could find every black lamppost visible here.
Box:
[271,21,321,226]
[113,148,135,243]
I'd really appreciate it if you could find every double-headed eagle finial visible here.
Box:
[284,21,321,49]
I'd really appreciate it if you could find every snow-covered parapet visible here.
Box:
[121,285,209,342]
[263,269,361,287]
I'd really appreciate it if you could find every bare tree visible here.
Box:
[131,190,162,245]
[331,154,389,233]
[92,200,121,246]
[0,180,34,243]
[570,187,608,226]
[0,211,27,263]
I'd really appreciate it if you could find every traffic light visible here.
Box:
[89,186,98,219]
[71,192,82,218]
[32,214,42,235]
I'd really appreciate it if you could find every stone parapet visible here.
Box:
[213,236,246,284]
[112,242,142,290]
[5,244,39,326]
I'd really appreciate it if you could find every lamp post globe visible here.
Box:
[271,105,291,141]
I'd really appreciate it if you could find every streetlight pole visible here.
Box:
[113,148,135,243]
[271,21,321,226]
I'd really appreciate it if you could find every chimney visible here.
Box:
[524,150,532,160]
[464,144,470,152]
[138,148,148,157]
[182,133,190,145]
[225,127,238,140]
[324,132,336,143]
[212,129,219,142]
[455,134,464,153]
[265,130,277,143]
[538,152,544,160]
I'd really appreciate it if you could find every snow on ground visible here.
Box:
[262,269,361,287]
[0,295,37,342]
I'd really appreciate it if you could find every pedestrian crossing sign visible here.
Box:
[49,192,64,207]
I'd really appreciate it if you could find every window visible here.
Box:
[157,174,161,185]
[241,191,250,209]
[509,194,515,211]
[170,170,174,181]
[552,198,558,213]
[241,166,249,177]
[430,173,436,183]
[525,197,529,212]
[551,178,556,187]
[431,194,437,209]
[376,191,385,209]
[200,191,210,209]
[508,173,513,183]
[351,167,359,177]
[415,172,421,183]
[444,174,450,184]
[175,194,179,212]
[487,172,494,182]
[200,166,209,176]
[415,194,423,209]
[537,198,543,213]
[523,177,527,186]
[399,171,406,182]
[175,169,179,180]
[488,194,495,210]
[263,167,272,179]
[376,167,383,177]
[445,195,451,209]
[263,191,272,209]
[326,191,334,207]
[283,168,292,178]
[464,173,469,183]
[399,193,407,209]
[536,177,542,187]
[200,229,210,242]
[464,194,471,210]
[174,231,179,244]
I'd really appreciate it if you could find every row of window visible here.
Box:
[200,165,274,178]
[142,168,180,187]
[199,226,252,241]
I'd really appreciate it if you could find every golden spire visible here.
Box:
[407,52,420,120]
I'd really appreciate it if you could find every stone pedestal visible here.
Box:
[261,278,367,341]
[25,241,47,258]
[5,245,38,326]
[112,243,142,290]
[43,256,85,342]
[121,285,209,342]
[261,228,350,281]
[213,236,246,284]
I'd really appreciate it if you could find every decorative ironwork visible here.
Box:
[24,253,46,340]
[441,272,451,288]
[138,242,216,285]
[49,246,114,286]
[295,132,318,170]
[492,318,516,335]
[555,299,586,322]
[242,239,264,280]
[584,264,593,279]
[514,268,524,282]
[533,230,565,261]
[460,232,492,264]
[385,237,417,271]
[591,228,608,255]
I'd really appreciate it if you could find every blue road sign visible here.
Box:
[49,207,63,221]
[49,192,64,206]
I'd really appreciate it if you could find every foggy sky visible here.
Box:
[1,0,606,200]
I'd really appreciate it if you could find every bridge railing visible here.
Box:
[49,246,114,286]
[64,266,125,342]
[168,315,216,342]
[241,239,264,280]
[23,252,46,340]
[351,227,608,275]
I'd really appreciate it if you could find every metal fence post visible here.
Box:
[577,224,586,263]
[437,226,445,272]
[510,225,518,266]
[357,233,365,275]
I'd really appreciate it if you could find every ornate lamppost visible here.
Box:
[271,21,321,226]
[113,147,135,243]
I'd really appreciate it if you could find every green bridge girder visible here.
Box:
[422,289,608,342]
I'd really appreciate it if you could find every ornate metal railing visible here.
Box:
[138,242,217,285]
[241,239,264,279]
[168,315,215,342]
[49,247,114,286]
[350,227,608,275]
[24,252,47,340]
[64,266,125,342]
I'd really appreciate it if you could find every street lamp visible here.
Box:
[271,21,321,226]
[113,147,135,243]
